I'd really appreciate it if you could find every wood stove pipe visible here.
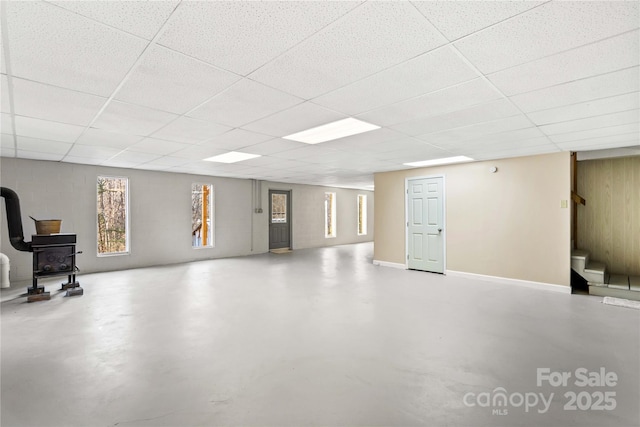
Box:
[0,187,33,252]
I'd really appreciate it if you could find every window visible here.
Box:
[357,194,367,236]
[97,176,129,255]
[325,192,336,238]
[271,193,287,223]
[192,183,214,248]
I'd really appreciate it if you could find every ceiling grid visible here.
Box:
[0,0,637,189]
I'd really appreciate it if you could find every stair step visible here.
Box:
[608,274,629,290]
[630,276,640,292]
[588,281,608,287]
[571,249,589,259]
[585,261,606,274]
[590,285,640,301]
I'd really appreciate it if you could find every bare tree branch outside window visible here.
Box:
[97,177,128,254]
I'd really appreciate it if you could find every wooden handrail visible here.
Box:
[572,191,586,206]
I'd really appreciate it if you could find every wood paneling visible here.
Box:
[577,157,640,276]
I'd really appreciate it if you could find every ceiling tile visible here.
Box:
[390,98,521,136]
[358,78,502,127]
[556,134,639,151]
[454,1,639,74]
[414,1,545,41]
[250,1,448,99]
[13,116,85,143]
[539,109,640,136]
[359,137,433,155]
[149,116,231,145]
[205,129,273,151]
[527,92,640,125]
[115,45,241,114]
[170,144,229,161]
[0,39,5,75]
[76,128,143,149]
[66,144,122,160]
[509,67,640,113]
[50,1,179,40]
[128,138,191,156]
[106,150,162,165]
[236,155,291,168]
[375,145,453,164]
[61,156,103,166]
[322,128,409,152]
[17,150,65,162]
[438,127,547,150]
[469,143,560,161]
[4,1,148,96]
[240,138,306,156]
[1,133,15,151]
[311,46,479,115]
[489,31,640,96]
[16,135,72,154]
[188,79,304,127]
[242,102,346,137]
[141,156,191,168]
[416,115,534,146]
[100,158,142,169]
[92,101,179,136]
[269,145,340,161]
[549,123,640,144]
[1,75,10,113]
[6,76,106,126]
[462,135,552,152]
[157,1,360,75]
[1,113,13,134]
[262,159,316,170]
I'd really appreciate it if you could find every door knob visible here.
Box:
[438,228,442,233]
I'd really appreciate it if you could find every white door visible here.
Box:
[407,177,444,273]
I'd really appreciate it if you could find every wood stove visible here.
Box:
[1,186,83,302]
[30,234,82,301]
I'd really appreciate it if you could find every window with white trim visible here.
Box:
[97,176,129,255]
[192,183,214,248]
[325,192,336,238]
[357,194,367,236]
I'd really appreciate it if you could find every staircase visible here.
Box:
[571,249,640,301]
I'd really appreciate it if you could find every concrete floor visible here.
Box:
[1,242,638,427]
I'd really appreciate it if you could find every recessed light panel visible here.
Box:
[203,151,261,163]
[283,118,380,144]
[404,156,474,167]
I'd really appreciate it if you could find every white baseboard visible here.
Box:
[373,260,406,269]
[446,270,571,294]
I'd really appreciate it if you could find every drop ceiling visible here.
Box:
[1,1,638,190]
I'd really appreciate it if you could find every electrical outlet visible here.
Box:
[561,200,568,208]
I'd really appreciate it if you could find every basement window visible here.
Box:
[97,176,129,255]
[357,194,367,236]
[192,183,214,248]
[325,192,336,238]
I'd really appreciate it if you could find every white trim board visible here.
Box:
[373,260,405,269]
[446,270,571,294]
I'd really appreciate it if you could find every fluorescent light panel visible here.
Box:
[404,156,474,167]
[203,151,261,163]
[283,118,380,144]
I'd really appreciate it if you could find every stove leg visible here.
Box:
[63,273,83,296]
[27,277,50,302]
[27,277,46,296]
[61,274,80,290]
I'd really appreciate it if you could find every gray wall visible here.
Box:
[1,158,373,281]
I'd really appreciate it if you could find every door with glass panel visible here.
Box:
[269,190,291,250]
